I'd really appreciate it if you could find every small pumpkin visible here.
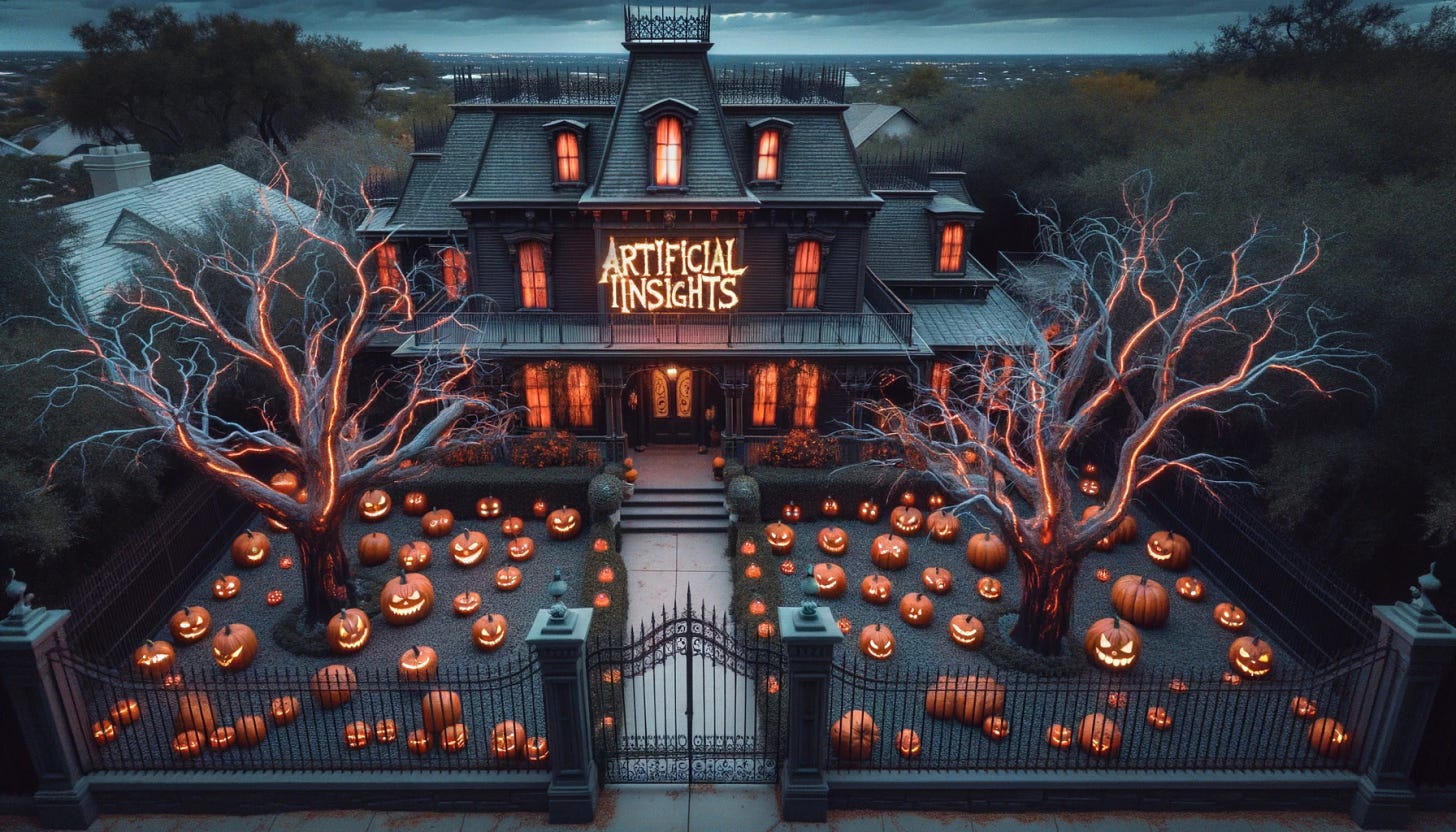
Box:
[926,509,960,542]
[982,715,1010,740]
[1084,617,1140,671]
[402,491,428,516]
[1175,576,1204,600]
[173,692,217,735]
[1146,531,1192,571]
[453,590,482,616]
[1114,514,1139,544]
[374,719,398,743]
[821,496,840,517]
[343,720,372,749]
[208,725,237,751]
[495,566,523,592]
[422,508,455,538]
[779,559,796,576]
[859,623,895,660]
[309,664,358,709]
[326,607,372,654]
[168,606,212,644]
[1228,635,1274,678]
[500,516,525,537]
[397,540,432,572]
[976,576,1002,601]
[860,574,893,605]
[473,613,508,651]
[230,530,270,568]
[1077,713,1122,757]
[1291,696,1319,719]
[817,526,848,556]
[1308,717,1350,757]
[381,571,435,625]
[448,530,489,567]
[524,736,549,764]
[92,720,117,746]
[507,536,536,562]
[547,507,582,540]
[440,723,469,753]
[1214,602,1247,631]
[829,710,880,761]
[234,715,268,748]
[1109,574,1170,628]
[491,720,527,758]
[268,470,300,495]
[532,498,549,518]
[358,531,392,567]
[869,534,909,571]
[858,500,880,523]
[476,496,502,518]
[172,730,205,759]
[811,562,848,599]
[270,696,300,726]
[108,698,141,727]
[948,613,984,649]
[890,505,924,537]
[406,728,433,755]
[781,501,802,523]
[211,574,241,600]
[965,532,1008,572]
[895,728,921,758]
[398,645,439,681]
[358,489,391,521]
[1046,724,1074,749]
[211,624,258,672]
[764,522,796,556]
[1146,707,1173,731]
[899,593,935,627]
[921,567,953,595]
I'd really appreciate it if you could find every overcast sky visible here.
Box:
[0,1,1444,54]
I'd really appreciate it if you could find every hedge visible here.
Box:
[747,464,940,523]
[398,465,597,519]
[579,518,627,642]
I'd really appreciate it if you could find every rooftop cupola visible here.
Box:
[624,4,712,48]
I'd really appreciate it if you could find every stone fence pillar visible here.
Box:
[1350,565,1456,829]
[527,600,597,824]
[778,600,843,822]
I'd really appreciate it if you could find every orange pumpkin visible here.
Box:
[402,491,427,515]
[948,613,984,648]
[495,566,523,592]
[448,530,489,566]
[1175,576,1204,600]
[895,728,921,758]
[476,496,503,518]
[421,689,463,733]
[524,736,550,765]
[168,606,212,644]
[547,507,582,540]
[899,593,935,627]
[976,576,1002,600]
[326,607,372,654]
[358,489,391,521]
[982,715,1010,740]
[1084,617,1140,671]
[811,562,848,599]
[764,522,796,556]
[965,532,1008,572]
[1228,635,1274,678]
[172,730,205,759]
[211,624,258,672]
[817,526,848,556]
[859,623,895,660]
[108,698,141,727]
[421,508,455,538]
[921,567,953,595]
[890,505,924,536]
[268,471,300,495]
[860,574,893,605]
[397,540,432,572]
[406,728,432,755]
[532,498,549,518]
[270,696,300,726]
[234,714,268,748]
[781,501,803,523]
[230,530,270,568]
[398,645,438,681]
[507,536,536,562]
[211,574,241,600]
[858,500,880,523]
[453,590,482,616]
[473,613,508,651]
[1077,713,1122,757]
[1146,531,1192,570]
[92,719,117,746]
[869,534,909,571]
[926,509,959,542]
[490,720,526,759]
[1214,602,1247,631]
[374,719,398,743]
[829,710,880,761]
[500,516,525,537]
[309,664,357,709]
[1308,717,1350,757]
[381,571,434,624]
[821,496,840,517]
[358,531,392,567]
[1109,574,1170,628]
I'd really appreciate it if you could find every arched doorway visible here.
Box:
[624,364,724,447]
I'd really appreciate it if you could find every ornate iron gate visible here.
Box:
[586,593,786,783]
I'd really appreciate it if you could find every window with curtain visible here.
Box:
[566,364,593,428]
[654,116,683,187]
[375,242,400,289]
[938,222,965,273]
[931,361,952,397]
[518,241,549,309]
[555,131,581,183]
[524,364,551,429]
[790,240,821,309]
[793,365,821,428]
[755,128,780,181]
[752,364,779,427]
[440,247,468,299]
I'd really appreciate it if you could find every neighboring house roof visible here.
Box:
[842,103,919,147]
[57,164,318,317]
[908,290,1033,349]
[31,123,101,158]
[0,136,34,157]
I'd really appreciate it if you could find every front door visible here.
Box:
[646,368,695,443]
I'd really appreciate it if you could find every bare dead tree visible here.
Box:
[16,167,510,630]
[864,173,1372,656]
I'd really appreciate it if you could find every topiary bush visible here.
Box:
[721,460,746,491]
[587,474,622,521]
[726,474,761,520]
[580,518,627,641]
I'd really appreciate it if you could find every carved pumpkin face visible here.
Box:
[211,623,258,672]
[899,490,916,507]
[593,537,610,554]
[965,532,1009,572]
[531,498,549,518]
[1079,477,1101,497]
[422,508,455,538]
[1077,714,1122,757]
[890,505,924,536]
[269,470,300,495]
[1214,602,1247,631]
[821,496,840,517]
[507,536,536,562]
[859,623,895,660]
[212,574,241,600]
[1046,724,1073,749]
[406,729,432,755]
[402,491,428,516]
[858,501,880,523]
[948,613,984,648]
[896,728,921,758]
[921,567,953,595]
[172,730,204,759]
[398,645,438,681]
[870,534,909,570]
[525,736,550,764]
[495,566,523,592]
[836,616,853,633]
[817,526,848,555]
[926,509,959,542]
[270,696,300,726]
[1291,696,1319,719]
[208,726,237,751]
[91,719,118,746]
[440,723,469,753]
[781,502,802,523]
[382,572,434,624]
[344,720,372,749]
[453,591,482,616]
[1146,531,1191,570]
[1084,617,1140,671]
[1308,717,1349,757]
[899,592,935,627]
[397,541,432,572]
[860,574,893,604]
[780,559,796,576]
[108,698,141,727]
[230,530,270,568]
[547,507,582,540]
[491,720,526,759]
[262,589,281,607]
[476,496,502,518]
[1175,576,1204,600]
[358,489,391,521]
[976,576,1002,600]
[500,516,525,537]
[812,562,848,599]
[449,530,489,566]
[473,613,508,651]
[1229,635,1274,678]
[374,719,398,744]
[1168,677,1189,693]
[169,606,212,644]
[764,522,796,556]
[1146,707,1173,730]
[327,607,372,654]
[982,715,1010,740]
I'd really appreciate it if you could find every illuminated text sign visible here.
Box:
[599,236,744,313]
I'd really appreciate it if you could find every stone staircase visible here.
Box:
[619,484,730,534]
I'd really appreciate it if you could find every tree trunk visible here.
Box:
[293,518,356,629]
[1008,555,1081,656]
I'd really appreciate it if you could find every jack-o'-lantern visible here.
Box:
[965,532,1008,572]
[1146,531,1191,571]
[473,613,508,651]
[1076,713,1122,757]
[134,640,176,678]
[92,719,117,745]
[397,540,432,572]
[927,510,959,542]
[398,645,438,681]
[234,715,268,748]
[1084,617,1140,671]
[927,493,944,510]
[748,598,767,616]
[764,675,781,694]
[278,556,293,570]
[745,562,762,580]
[327,607,372,654]
[402,491,427,515]
[309,664,357,709]
[406,729,432,755]
[899,593,935,627]
[1082,463,1098,477]
[821,496,840,517]
[1229,635,1274,678]
[601,668,622,685]
[870,534,909,571]
[830,710,880,761]
[381,571,435,624]
[1214,602,1247,631]
[1096,567,1111,582]
[548,507,582,540]
[507,537,536,562]
[1175,576,1204,600]
[212,574,241,600]
[921,567,953,595]
[594,592,612,608]
[1106,691,1128,709]
[895,728,921,758]
[495,566,523,591]
[593,538,611,556]
[270,695,300,725]
[858,501,880,523]
[374,719,398,743]
[422,508,455,538]
[441,723,470,753]
[358,531,392,567]
[109,698,141,727]
[448,530,489,566]
[899,490,916,507]
[500,516,525,537]
[780,559,796,576]
[1146,706,1173,730]
[811,562,848,599]
[757,620,776,639]
[782,501,802,523]
[453,590,482,616]
[422,689,463,733]
[890,506,924,536]
[982,715,1010,740]
[532,498,548,518]
[490,720,526,759]
[1291,696,1319,718]
[861,574,893,604]
[1222,672,1243,686]
[1110,574,1170,628]
[524,736,549,764]
[169,606,212,644]
[358,489,391,521]
[837,616,852,634]
[817,526,848,556]
[740,540,757,556]
[1046,724,1074,749]
[948,614,984,649]
[859,623,895,659]
[1308,717,1349,757]
[211,623,258,672]
[765,522,795,555]
[344,720,372,749]
[976,576,1002,601]
[597,565,615,583]
[1168,677,1189,693]
[172,730,205,759]
[476,496,502,518]
[230,530,270,568]
[208,725,237,751]
[269,470,299,495]
[1079,477,1101,497]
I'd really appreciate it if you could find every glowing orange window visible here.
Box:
[524,364,551,429]
[755,129,780,181]
[938,223,965,273]
[654,117,683,187]
[518,241,548,309]
[752,364,779,427]
[931,361,951,397]
[440,247,468,299]
[790,240,820,309]
[375,242,400,289]
[793,365,821,428]
[555,131,581,183]
[567,365,593,428]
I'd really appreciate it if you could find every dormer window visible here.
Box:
[543,119,588,188]
[937,222,965,273]
[655,117,683,187]
[640,99,697,193]
[748,118,793,186]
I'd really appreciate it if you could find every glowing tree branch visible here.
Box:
[865,173,1372,655]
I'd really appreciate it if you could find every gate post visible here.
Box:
[1350,565,1456,829]
[527,588,597,825]
[778,599,843,822]
[0,577,98,830]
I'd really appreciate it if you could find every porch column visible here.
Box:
[840,370,877,465]
[527,598,597,824]
[721,363,747,463]
[600,364,625,463]
[778,600,843,822]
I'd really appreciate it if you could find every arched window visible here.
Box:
[755,128,780,182]
[793,365,821,429]
[938,222,965,273]
[790,240,821,309]
[524,364,551,429]
[555,131,581,183]
[566,364,594,428]
[752,364,779,428]
[654,116,683,188]
[375,242,401,290]
[518,241,549,309]
[440,247,468,299]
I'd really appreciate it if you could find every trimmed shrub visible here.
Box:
[721,460,746,491]
[726,474,761,519]
[400,465,595,519]
[580,518,627,641]
[748,464,936,522]
[587,474,623,520]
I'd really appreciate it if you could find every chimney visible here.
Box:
[83,144,152,196]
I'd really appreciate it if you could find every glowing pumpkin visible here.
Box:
[375,719,398,743]
[926,509,959,542]
[208,725,237,751]
[1096,567,1111,582]
[1228,635,1274,678]
[524,736,549,764]
[781,501,802,523]
[821,496,840,517]
[402,491,427,516]
[1308,717,1350,757]
[211,623,258,672]
[495,566,523,591]
[976,576,1002,601]
[1146,531,1191,570]
[268,471,299,495]
[899,593,935,627]
[870,534,909,571]
[1077,713,1122,757]
[172,730,204,759]
[948,613,984,648]
[982,715,1010,740]
[133,640,176,678]
[890,505,923,536]
[811,562,848,599]
[92,720,117,746]
[168,606,212,644]
[780,559,796,576]
[921,567,953,595]
[547,507,582,540]
[1146,707,1173,730]
[326,607,372,654]
[453,590,482,616]
[381,571,434,625]
[1214,602,1247,631]
[860,574,893,605]
[448,530,489,567]
[532,498,549,518]
[765,522,796,555]
[397,541,432,572]
[358,489,391,521]
[745,562,762,580]
[1291,696,1319,719]
[1175,576,1204,600]
[858,501,880,523]
[398,645,438,681]
[230,530,270,568]
[407,729,432,755]
[817,526,848,556]
[343,721,372,749]
[211,575,240,600]
[476,496,502,518]
[473,613,508,651]
[270,696,300,726]
[490,720,526,759]
[422,508,455,538]
[1084,616,1140,671]
[895,728,921,758]
[859,623,895,660]
[500,516,525,537]
[507,537,536,562]
[108,699,141,727]
[1046,724,1073,749]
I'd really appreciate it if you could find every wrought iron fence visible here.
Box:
[714,65,847,105]
[53,647,546,773]
[624,4,711,42]
[453,65,624,105]
[411,119,449,154]
[824,643,1396,774]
